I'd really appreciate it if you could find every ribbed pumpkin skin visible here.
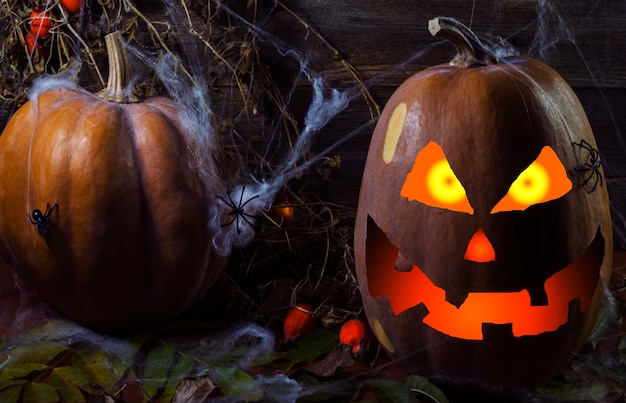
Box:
[0,87,226,332]
[354,52,612,388]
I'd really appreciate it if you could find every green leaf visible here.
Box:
[142,345,175,399]
[0,383,24,403]
[404,375,449,403]
[214,367,262,401]
[291,373,345,402]
[590,297,623,342]
[618,336,626,361]
[49,366,89,403]
[282,328,339,371]
[0,341,69,366]
[72,348,117,391]
[368,378,420,403]
[22,382,59,403]
[536,383,622,402]
[0,362,49,381]
[586,356,626,384]
[162,353,194,403]
[0,379,22,391]
[20,320,74,341]
[123,331,153,352]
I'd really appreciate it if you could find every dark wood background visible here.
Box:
[249,0,626,249]
[2,0,626,247]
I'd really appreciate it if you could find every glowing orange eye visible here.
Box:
[401,141,474,214]
[491,146,572,213]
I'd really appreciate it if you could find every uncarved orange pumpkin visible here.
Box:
[355,17,612,390]
[0,32,227,332]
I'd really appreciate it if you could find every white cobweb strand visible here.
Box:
[211,77,349,252]
[26,62,81,103]
[529,0,575,62]
[193,323,301,402]
[274,77,350,180]
[211,182,272,254]
[152,53,217,156]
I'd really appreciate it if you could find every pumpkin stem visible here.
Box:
[98,32,140,103]
[428,17,498,67]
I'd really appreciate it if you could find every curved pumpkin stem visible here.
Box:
[98,31,140,103]
[428,17,498,68]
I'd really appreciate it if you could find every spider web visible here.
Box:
[0,0,624,401]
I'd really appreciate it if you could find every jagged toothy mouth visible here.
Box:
[366,215,604,340]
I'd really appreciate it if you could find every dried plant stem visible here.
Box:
[179,1,245,93]
[275,0,380,120]
[312,226,331,293]
[57,6,106,85]
[121,0,196,85]
[99,32,141,102]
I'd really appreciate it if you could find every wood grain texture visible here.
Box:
[249,0,626,248]
[1,0,625,245]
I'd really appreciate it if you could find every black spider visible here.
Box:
[217,186,259,233]
[573,140,603,193]
[27,202,58,237]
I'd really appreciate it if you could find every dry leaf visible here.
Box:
[172,376,217,403]
[306,343,354,377]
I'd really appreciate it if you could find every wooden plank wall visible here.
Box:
[246,0,626,248]
[1,0,625,247]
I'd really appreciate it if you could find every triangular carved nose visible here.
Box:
[464,228,495,262]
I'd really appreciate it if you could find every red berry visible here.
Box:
[284,304,317,341]
[339,319,369,355]
[30,7,52,39]
[60,0,85,14]
[25,33,41,55]
[269,203,294,226]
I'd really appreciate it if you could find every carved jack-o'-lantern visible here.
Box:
[354,18,612,388]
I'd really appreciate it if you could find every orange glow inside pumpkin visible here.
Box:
[491,146,573,213]
[401,141,474,214]
[366,142,600,340]
[366,216,604,340]
[400,142,573,214]
[464,229,495,262]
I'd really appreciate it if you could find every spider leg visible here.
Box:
[217,187,261,233]
[223,211,244,233]
[239,194,261,209]
[235,208,259,234]
[580,139,592,150]
[239,213,256,229]
[586,172,598,193]
[575,166,589,173]
[581,169,603,193]
[216,194,237,210]
[238,186,246,208]
[220,214,237,228]
[27,213,36,225]
[216,195,237,224]
[579,169,593,186]
[573,139,604,193]
[235,215,242,234]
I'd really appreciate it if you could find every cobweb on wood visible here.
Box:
[0,0,624,402]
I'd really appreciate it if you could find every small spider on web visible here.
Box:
[572,139,603,193]
[217,186,260,234]
[27,202,58,237]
